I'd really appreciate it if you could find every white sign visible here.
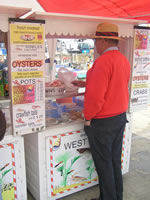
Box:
[47,129,98,199]
[9,19,46,135]
[130,28,150,111]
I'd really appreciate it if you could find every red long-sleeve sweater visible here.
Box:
[83,50,130,120]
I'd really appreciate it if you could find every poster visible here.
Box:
[47,130,98,199]
[9,19,45,135]
[0,144,17,200]
[130,27,150,112]
[13,102,45,135]
[12,78,44,104]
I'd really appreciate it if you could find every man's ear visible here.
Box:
[103,38,108,43]
[101,38,107,44]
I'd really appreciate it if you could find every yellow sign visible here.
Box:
[12,71,43,79]
[132,83,149,89]
[10,24,44,44]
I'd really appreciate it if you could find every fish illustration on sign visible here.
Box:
[27,85,34,92]
[37,80,42,83]
[36,119,42,123]
[16,118,25,124]
[32,105,41,109]
[17,108,26,112]
[71,172,87,182]
[143,62,150,68]
[13,80,20,86]
[76,148,90,154]
[53,138,61,151]
[0,163,9,172]
[54,161,63,168]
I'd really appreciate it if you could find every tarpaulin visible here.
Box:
[37,0,150,22]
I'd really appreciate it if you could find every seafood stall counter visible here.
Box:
[22,10,149,200]
[24,113,132,200]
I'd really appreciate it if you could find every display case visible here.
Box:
[24,108,132,200]
[21,11,148,200]
[0,8,148,200]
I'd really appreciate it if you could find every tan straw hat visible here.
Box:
[92,22,121,40]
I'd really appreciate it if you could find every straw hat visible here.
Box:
[92,22,121,40]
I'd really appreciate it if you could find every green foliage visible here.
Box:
[71,155,81,166]
[56,152,71,164]
[57,165,64,176]
[55,153,81,187]
[0,169,12,185]
[86,159,95,180]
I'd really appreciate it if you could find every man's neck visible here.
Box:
[102,46,118,54]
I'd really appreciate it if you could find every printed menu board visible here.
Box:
[130,26,150,112]
[9,18,45,135]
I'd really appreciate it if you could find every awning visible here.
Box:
[27,12,147,38]
[37,0,150,22]
[0,5,31,32]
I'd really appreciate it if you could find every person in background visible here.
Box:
[72,22,130,200]
[0,56,7,70]
[0,109,6,141]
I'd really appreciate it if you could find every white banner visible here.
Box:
[9,19,45,135]
[130,27,150,112]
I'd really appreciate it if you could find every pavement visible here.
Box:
[28,107,150,200]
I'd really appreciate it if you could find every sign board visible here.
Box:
[46,129,98,199]
[9,18,45,135]
[130,26,150,112]
[0,136,27,200]
[45,124,130,199]
[0,143,18,200]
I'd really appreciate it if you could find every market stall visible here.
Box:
[22,12,148,200]
[0,5,32,200]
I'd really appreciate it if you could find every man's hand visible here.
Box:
[84,120,91,126]
[71,80,86,87]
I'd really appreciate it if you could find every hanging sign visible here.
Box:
[9,18,45,135]
[130,26,150,112]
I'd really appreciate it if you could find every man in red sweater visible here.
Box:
[72,22,130,200]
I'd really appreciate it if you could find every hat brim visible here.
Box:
[92,35,122,40]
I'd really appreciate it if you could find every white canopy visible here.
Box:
[27,12,147,38]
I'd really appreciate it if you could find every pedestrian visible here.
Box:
[0,109,6,141]
[72,22,130,200]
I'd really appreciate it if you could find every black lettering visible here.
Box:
[64,142,72,150]
[77,140,82,147]
[83,138,88,145]
[72,141,77,148]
